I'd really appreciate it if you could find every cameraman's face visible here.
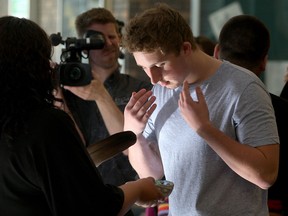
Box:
[87,23,120,69]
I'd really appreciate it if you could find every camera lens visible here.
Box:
[69,67,82,81]
[59,62,92,86]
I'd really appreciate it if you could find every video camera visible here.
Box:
[50,31,105,86]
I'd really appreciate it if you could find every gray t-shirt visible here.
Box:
[143,61,279,216]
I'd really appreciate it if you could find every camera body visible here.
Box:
[50,31,105,86]
[58,62,92,86]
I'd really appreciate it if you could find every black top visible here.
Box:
[0,108,124,216]
[269,93,288,214]
[64,69,152,186]
[280,82,288,100]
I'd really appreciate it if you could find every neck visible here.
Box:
[185,50,222,84]
[91,64,119,83]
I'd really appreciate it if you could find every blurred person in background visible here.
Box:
[214,14,288,216]
[194,35,216,56]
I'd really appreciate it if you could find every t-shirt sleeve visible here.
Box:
[234,82,279,147]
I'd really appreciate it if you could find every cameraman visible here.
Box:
[60,8,152,214]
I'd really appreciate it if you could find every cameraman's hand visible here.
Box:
[63,78,109,101]
[64,76,124,136]
[52,86,65,109]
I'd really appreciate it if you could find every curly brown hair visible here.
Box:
[123,3,196,55]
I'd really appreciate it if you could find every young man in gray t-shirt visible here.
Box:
[123,4,279,215]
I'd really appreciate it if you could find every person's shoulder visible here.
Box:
[270,93,288,131]
[223,61,256,77]
[120,73,153,89]
[34,108,70,120]
[270,93,288,111]
[29,108,73,130]
[26,108,82,148]
[222,61,265,87]
[120,73,147,83]
[280,82,288,100]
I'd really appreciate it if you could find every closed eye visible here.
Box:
[155,62,165,68]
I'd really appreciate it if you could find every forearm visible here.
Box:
[63,80,125,135]
[197,123,279,189]
[117,181,140,216]
[128,134,164,179]
[96,91,124,135]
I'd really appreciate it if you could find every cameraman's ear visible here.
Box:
[213,44,220,59]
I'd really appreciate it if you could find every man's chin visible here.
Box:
[159,82,180,89]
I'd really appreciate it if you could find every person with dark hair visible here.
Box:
[214,14,288,216]
[194,35,216,56]
[0,16,163,216]
[122,3,279,215]
[214,15,269,77]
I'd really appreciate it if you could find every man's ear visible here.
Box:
[182,41,193,55]
[213,43,220,59]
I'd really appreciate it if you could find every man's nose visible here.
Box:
[147,67,162,85]
[104,37,113,46]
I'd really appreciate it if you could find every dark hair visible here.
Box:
[218,15,270,70]
[194,35,216,56]
[75,8,119,38]
[123,3,196,55]
[0,16,54,141]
